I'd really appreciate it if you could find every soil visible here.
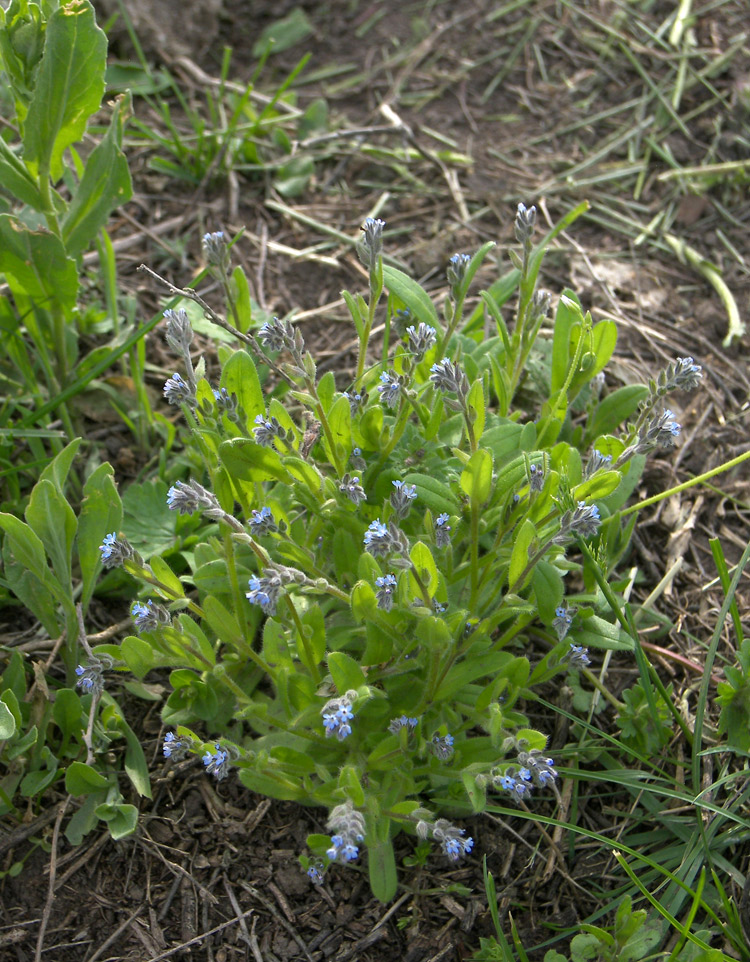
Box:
[2,1,750,960]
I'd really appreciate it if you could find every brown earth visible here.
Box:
[2,0,750,960]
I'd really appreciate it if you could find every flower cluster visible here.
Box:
[567,644,591,669]
[163,371,196,407]
[326,801,366,863]
[492,749,559,802]
[406,322,437,361]
[446,253,471,296]
[435,512,452,548]
[363,519,409,558]
[162,731,190,761]
[343,390,367,415]
[75,654,114,697]
[585,449,613,479]
[339,473,366,506]
[552,501,601,545]
[417,817,473,862]
[258,316,306,362]
[429,733,455,761]
[163,308,193,355]
[390,480,417,520]
[167,480,225,521]
[375,573,397,611]
[253,413,287,447]
[514,202,537,245]
[203,743,232,780]
[99,532,137,570]
[357,217,385,271]
[213,386,239,421]
[552,605,575,641]
[246,568,291,616]
[429,358,470,400]
[202,230,230,271]
[131,600,171,633]
[636,408,681,452]
[388,715,418,734]
[322,690,358,741]
[249,505,278,535]
[377,370,405,408]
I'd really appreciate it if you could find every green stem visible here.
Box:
[619,448,750,517]
[285,595,322,685]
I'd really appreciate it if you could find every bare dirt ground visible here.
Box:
[3,1,750,960]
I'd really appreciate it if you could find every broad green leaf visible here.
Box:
[0,214,78,313]
[252,7,313,56]
[459,448,493,506]
[65,760,109,795]
[121,635,159,677]
[0,512,51,583]
[150,556,185,600]
[325,394,351,462]
[383,264,440,330]
[338,765,365,808]
[122,477,175,558]
[327,651,366,693]
[0,137,44,209]
[52,688,85,740]
[61,92,132,254]
[230,265,253,334]
[202,596,245,651]
[532,561,564,623]
[20,747,58,798]
[78,462,122,611]
[1,560,63,637]
[509,518,536,590]
[39,437,82,493]
[23,0,107,182]
[25,479,77,591]
[0,701,16,739]
[368,836,397,903]
[221,349,264,432]
[467,378,485,439]
[409,541,438,595]
[572,471,622,502]
[298,605,326,669]
[94,801,138,839]
[402,472,459,515]
[550,290,582,395]
[219,438,290,483]
[121,722,152,797]
[350,580,377,623]
[585,384,648,444]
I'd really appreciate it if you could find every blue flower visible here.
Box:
[163,731,190,760]
[163,371,196,407]
[99,532,117,562]
[249,505,278,534]
[406,322,437,360]
[431,819,473,861]
[253,414,286,447]
[98,532,135,569]
[246,574,280,615]
[131,600,171,633]
[339,474,366,506]
[390,479,417,519]
[377,371,402,408]
[202,743,231,780]
[326,801,366,863]
[435,512,451,548]
[375,573,397,611]
[388,715,419,734]
[430,733,455,761]
[552,605,575,641]
[567,644,591,669]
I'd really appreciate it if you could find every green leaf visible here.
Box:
[0,137,45,209]
[459,448,493,506]
[509,518,536,590]
[219,439,291,483]
[402,473,460,516]
[584,385,648,444]
[383,265,440,330]
[65,760,109,795]
[25,479,77,591]
[0,512,52,584]
[121,723,152,798]
[202,596,245,651]
[327,651,366,693]
[150,555,185,600]
[368,836,397,903]
[52,688,85,740]
[409,541,438,596]
[230,266,253,334]
[467,378,485,439]
[350,580,377,623]
[221,349,264,432]
[550,290,582,395]
[121,478,176,558]
[0,701,16,739]
[0,214,78,313]
[252,8,313,56]
[325,394,351,462]
[78,462,122,611]
[532,561,564,623]
[120,635,158,678]
[94,801,138,840]
[61,92,132,254]
[23,0,107,182]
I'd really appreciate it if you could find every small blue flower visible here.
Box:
[375,573,397,611]
[357,217,386,270]
[406,322,437,360]
[202,231,229,270]
[388,715,419,734]
[431,819,473,861]
[390,479,417,519]
[249,505,278,535]
[344,391,367,415]
[377,371,402,408]
[253,413,286,447]
[163,371,196,407]
[567,644,591,669]
[163,731,190,760]
[98,532,135,569]
[435,512,451,548]
[339,474,366,506]
[552,605,575,641]
[202,743,231,781]
[446,253,471,294]
[246,575,279,615]
[307,863,325,885]
[430,733,455,761]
